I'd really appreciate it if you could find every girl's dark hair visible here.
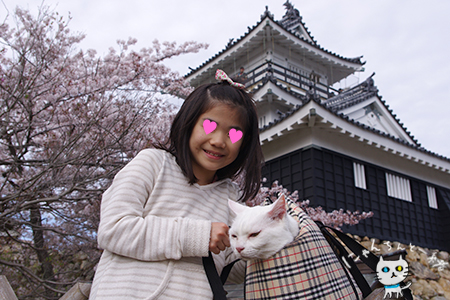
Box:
[157,81,263,202]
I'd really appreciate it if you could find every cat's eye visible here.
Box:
[231,234,237,239]
[249,231,261,238]
[382,267,389,273]
[396,266,403,272]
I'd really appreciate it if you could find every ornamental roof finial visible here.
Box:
[261,6,274,20]
[283,1,300,20]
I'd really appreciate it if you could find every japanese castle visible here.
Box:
[185,2,450,251]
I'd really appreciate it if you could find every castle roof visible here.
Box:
[185,5,364,86]
[255,76,450,167]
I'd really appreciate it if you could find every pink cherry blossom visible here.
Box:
[0,5,206,297]
[246,180,374,230]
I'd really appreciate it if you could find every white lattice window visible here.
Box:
[385,173,412,202]
[259,116,266,128]
[353,162,366,189]
[427,186,438,209]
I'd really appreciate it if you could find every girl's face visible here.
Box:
[189,102,245,185]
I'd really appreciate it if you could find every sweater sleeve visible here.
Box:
[97,150,211,261]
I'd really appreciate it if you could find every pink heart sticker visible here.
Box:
[229,128,243,144]
[203,119,217,135]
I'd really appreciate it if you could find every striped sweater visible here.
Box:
[89,149,243,299]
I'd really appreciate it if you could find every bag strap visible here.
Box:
[202,251,239,300]
[317,222,379,269]
[316,221,413,300]
[220,257,240,284]
[316,221,371,299]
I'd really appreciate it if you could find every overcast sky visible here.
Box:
[2,0,450,159]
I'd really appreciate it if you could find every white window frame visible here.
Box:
[385,173,412,202]
[259,116,266,128]
[427,186,438,209]
[353,162,367,189]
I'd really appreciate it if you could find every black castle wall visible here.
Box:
[261,146,450,251]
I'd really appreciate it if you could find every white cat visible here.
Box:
[228,194,299,260]
[376,256,411,299]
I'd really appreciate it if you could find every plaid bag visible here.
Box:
[244,198,363,299]
[204,198,413,300]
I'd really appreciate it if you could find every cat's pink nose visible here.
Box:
[236,247,245,253]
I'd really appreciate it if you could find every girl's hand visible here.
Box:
[209,222,230,254]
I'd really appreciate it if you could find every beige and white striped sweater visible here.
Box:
[89,149,243,299]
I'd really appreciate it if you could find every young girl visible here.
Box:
[89,70,263,299]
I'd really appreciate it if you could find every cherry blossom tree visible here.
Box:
[0,5,206,298]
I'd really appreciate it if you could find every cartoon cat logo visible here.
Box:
[376,256,412,299]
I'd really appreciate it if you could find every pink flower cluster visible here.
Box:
[251,180,374,230]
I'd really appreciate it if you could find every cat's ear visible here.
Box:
[268,194,287,221]
[228,199,249,214]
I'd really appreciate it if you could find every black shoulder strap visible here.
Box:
[316,221,371,299]
[318,222,379,269]
[203,252,227,300]
[316,221,413,300]
[202,251,239,300]
[220,258,240,284]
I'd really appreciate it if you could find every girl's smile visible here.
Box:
[203,149,224,159]
[189,103,245,185]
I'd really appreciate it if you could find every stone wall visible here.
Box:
[353,235,450,300]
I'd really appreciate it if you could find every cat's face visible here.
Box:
[228,194,299,261]
[376,256,409,286]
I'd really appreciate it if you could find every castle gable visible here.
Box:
[323,77,417,144]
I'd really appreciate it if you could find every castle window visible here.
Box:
[427,186,438,209]
[259,116,266,128]
[385,173,412,202]
[353,162,366,189]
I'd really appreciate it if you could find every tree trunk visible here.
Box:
[30,204,56,297]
